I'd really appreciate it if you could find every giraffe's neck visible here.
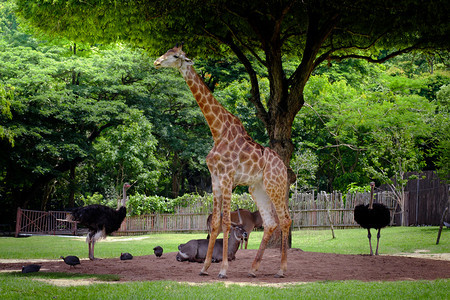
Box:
[179,64,231,142]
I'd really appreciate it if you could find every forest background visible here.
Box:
[0,1,448,226]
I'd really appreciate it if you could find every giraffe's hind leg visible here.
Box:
[248,182,278,277]
[263,150,291,278]
[273,200,291,278]
[249,175,291,278]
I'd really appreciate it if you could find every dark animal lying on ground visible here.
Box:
[120,252,133,260]
[176,224,247,263]
[22,264,41,273]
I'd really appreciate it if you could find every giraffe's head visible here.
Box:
[154,44,193,69]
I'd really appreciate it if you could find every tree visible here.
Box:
[295,69,438,224]
[15,0,449,183]
[88,111,162,202]
[361,94,436,225]
[0,44,135,213]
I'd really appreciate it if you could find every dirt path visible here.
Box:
[2,249,450,285]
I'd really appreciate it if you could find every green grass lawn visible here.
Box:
[1,227,447,259]
[0,227,449,299]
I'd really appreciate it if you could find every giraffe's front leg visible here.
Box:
[200,172,223,276]
[200,204,221,276]
[218,198,232,279]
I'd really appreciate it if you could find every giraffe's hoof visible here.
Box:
[218,273,227,279]
[199,271,209,276]
[248,272,256,278]
[274,273,285,278]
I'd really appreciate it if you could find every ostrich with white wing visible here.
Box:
[68,182,131,260]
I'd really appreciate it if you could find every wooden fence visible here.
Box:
[115,213,208,235]
[15,191,398,236]
[15,208,79,237]
[289,190,398,229]
[393,171,449,226]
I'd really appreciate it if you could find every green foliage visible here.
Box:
[78,192,107,207]
[290,144,318,191]
[144,66,212,197]
[344,183,371,194]
[0,83,13,144]
[0,5,214,218]
[0,41,146,209]
[292,55,448,192]
[127,192,257,216]
[434,84,450,183]
[90,111,162,197]
[128,193,176,215]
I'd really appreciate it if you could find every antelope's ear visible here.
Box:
[184,57,194,65]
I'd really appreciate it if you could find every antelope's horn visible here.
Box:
[236,205,243,225]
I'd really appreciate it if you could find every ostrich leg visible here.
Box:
[367,229,374,256]
[88,234,95,260]
[87,232,97,260]
[89,240,96,260]
[375,228,382,256]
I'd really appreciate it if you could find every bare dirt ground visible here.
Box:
[1,248,450,285]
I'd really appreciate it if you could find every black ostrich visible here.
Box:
[68,182,131,260]
[354,182,390,255]
[153,246,163,258]
[60,255,81,268]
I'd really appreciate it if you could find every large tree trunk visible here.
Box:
[265,102,300,248]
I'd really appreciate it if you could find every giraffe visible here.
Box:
[154,45,291,279]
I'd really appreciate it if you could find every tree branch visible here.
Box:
[200,25,269,127]
[329,44,422,64]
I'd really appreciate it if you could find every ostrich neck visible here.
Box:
[121,187,128,208]
[178,64,230,142]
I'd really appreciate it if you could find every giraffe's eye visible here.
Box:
[173,55,179,58]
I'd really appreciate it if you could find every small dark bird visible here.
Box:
[354,182,390,255]
[120,252,133,260]
[60,255,81,268]
[153,246,163,258]
[22,264,41,273]
[444,221,450,228]
[67,182,131,260]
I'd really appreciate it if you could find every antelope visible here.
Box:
[207,207,263,249]
[176,223,247,263]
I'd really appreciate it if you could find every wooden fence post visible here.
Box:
[436,206,448,245]
[326,192,336,239]
[15,207,22,238]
